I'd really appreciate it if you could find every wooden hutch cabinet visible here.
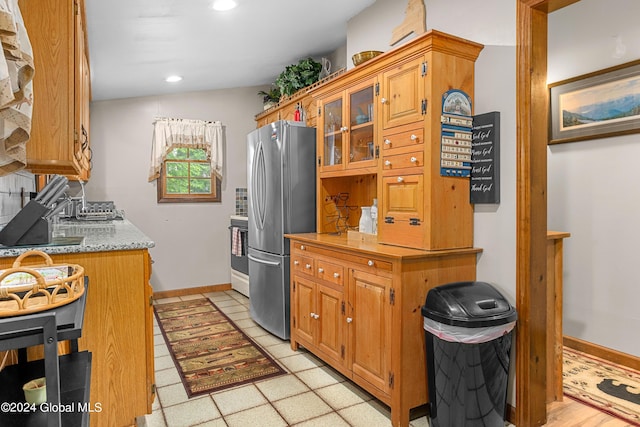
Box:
[284,30,484,427]
[19,0,92,179]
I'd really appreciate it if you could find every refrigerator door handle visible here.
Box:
[248,254,281,267]
[250,140,267,230]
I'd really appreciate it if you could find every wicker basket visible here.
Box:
[0,250,85,317]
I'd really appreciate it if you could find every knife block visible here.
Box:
[0,200,52,246]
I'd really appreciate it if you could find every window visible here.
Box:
[157,147,221,203]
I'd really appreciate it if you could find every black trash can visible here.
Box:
[421,281,517,427]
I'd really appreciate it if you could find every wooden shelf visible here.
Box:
[0,351,92,427]
[0,279,91,427]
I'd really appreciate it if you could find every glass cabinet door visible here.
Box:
[346,83,375,169]
[321,97,343,170]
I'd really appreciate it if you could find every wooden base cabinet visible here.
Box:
[288,234,480,427]
[0,249,154,427]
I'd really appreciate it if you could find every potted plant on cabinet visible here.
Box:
[258,85,281,110]
[275,57,322,98]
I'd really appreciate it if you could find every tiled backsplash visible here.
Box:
[0,172,35,227]
[235,187,247,217]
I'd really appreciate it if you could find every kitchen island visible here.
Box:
[0,219,155,427]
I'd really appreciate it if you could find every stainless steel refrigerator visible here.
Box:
[247,120,316,339]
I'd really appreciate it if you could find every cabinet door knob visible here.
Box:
[313,313,320,319]
[333,272,340,278]
[294,260,299,266]
[300,245,305,250]
[318,267,324,273]
[310,312,316,319]
[346,317,353,323]
[411,134,418,141]
[397,176,404,183]
[367,260,374,267]
[410,157,417,163]
[384,160,391,166]
[341,126,348,132]
[384,139,391,145]
[381,98,387,104]
[305,264,311,269]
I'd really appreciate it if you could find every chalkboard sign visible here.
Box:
[470,112,500,204]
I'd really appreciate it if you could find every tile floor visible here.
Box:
[141,290,516,427]
[139,290,431,427]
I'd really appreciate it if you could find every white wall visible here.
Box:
[548,0,640,357]
[0,171,36,226]
[87,87,264,291]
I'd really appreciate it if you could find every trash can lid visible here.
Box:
[421,281,517,328]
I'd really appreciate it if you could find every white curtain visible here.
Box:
[148,117,224,182]
[0,0,33,175]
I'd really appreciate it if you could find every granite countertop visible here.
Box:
[0,219,155,258]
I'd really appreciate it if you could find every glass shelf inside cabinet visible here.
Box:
[349,86,374,165]
[323,99,343,167]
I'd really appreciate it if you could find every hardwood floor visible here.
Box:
[546,398,631,426]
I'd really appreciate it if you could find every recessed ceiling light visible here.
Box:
[165,75,183,83]
[212,0,237,11]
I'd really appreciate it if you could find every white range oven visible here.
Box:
[229,215,249,297]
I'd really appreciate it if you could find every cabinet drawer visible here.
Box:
[292,255,315,276]
[348,255,392,272]
[382,126,423,151]
[316,260,344,286]
[382,151,423,170]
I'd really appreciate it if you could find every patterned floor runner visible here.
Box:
[563,346,640,426]
[154,297,286,397]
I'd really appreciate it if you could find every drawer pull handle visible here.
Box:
[300,245,305,250]
[381,98,387,104]
[346,317,353,323]
[411,134,418,141]
[410,156,417,163]
[385,160,391,166]
[367,260,374,267]
[318,268,324,273]
[305,264,311,269]
[384,139,391,145]
[397,176,404,183]
[333,272,340,278]
[294,260,299,266]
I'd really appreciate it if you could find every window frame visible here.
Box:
[157,148,221,203]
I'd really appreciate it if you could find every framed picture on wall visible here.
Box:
[549,59,640,145]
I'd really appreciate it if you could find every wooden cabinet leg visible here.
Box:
[391,405,410,427]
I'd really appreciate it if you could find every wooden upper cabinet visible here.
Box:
[20,0,91,179]
[316,78,377,175]
[380,56,426,130]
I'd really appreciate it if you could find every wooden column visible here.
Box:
[516,1,549,426]
[516,1,579,426]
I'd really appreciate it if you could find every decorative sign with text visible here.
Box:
[470,112,500,204]
[440,90,473,177]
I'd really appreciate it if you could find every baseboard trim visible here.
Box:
[506,403,515,425]
[153,283,232,299]
[564,335,640,371]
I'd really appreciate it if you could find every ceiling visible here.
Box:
[84,0,375,101]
